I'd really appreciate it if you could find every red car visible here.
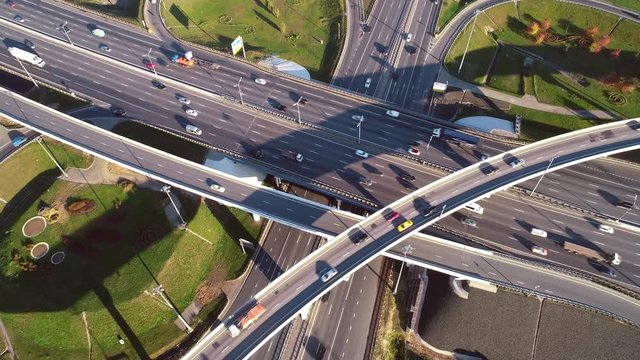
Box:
[385,211,400,222]
[7,0,16,8]
[145,62,156,69]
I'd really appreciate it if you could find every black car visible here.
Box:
[616,200,634,209]
[421,206,436,217]
[111,107,126,116]
[406,45,417,55]
[400,173,416,182]
[277,104,287,111]
[151,80,166,90]
[352,233,368,246]
[298,97,308,105]
[589,260,616,277]
[358,176,373,186]
[253,148,263,158]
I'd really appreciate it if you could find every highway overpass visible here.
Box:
[183,119,640,359]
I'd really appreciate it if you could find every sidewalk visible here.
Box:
[437,69,617,119]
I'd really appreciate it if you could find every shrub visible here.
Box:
[65,199,97,215]
[385,331,406,360]
[526,21,540,35]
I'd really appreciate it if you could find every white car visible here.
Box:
[355,150,369,158]
[598,224,614,234]
[460,216,477,227]
[352,115,364,121]
[185,108,198,117]
[185,124,202,135]
[408,147,420,156]
[177,96,191,105]
[254,78,267,85]
[14,15,24,23]
[321,268,338,282]
[509,158,525,167]
[91,28,106,38]
[386,110,399,118]
[364,78,372,88]
[531,228,547,237]
[210,183,225,193]
[531,245,548,256]
[406,33,413,42]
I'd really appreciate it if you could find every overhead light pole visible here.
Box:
[293,97,302,125]
[440,204,447,217]
[356,117,364,143]
[458,10,479,75]
[58,21,73,45]
[530,156,556,197]
[616,194,637,223]
[425,134,435,155]
[151,285,193,333]
[234,77,244,106]
[146,47,158,76]
[393,244,414,295]
[13,55,38,88]
[161,185,186,227]
[37,137,67,177]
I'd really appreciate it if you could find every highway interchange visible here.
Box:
[1,0,640,358]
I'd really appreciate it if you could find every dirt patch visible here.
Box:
[195,265,228,306]
[23,216,46,237]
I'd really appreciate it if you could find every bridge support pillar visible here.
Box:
[450,277,469,299]
[335,199,342,209]
[469,280,497,293]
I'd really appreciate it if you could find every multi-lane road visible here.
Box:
[3,1,640,283]
[185,119,640,359]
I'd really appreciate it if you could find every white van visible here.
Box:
[185,124,202,135]
[531,228,547,237]
[464,202,484,215]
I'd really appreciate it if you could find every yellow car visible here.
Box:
[397,219,413,232]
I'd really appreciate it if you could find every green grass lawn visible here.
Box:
[446,0,640,131]
[445,16,498,84]
[487,47,525,95]
[69,0,141,22]
[111,121,209,164]
[161,0,345,81]
[0,139,92,213]
[0,180,261,359]
[363,0,375,19]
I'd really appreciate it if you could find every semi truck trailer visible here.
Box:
[432,128,479,145]
[228,303,266,337]
[563,241,621,265]
[8,47,45,68]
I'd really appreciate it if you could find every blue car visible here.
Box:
[12,135,27,147]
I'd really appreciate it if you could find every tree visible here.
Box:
[619,81,636,93]
[534,32,547,44]
[541,18,552,31]
[589,42,603,53]
[586,26,599,38]
[527,21,540,35]
[609,49,621,58]
[596,35,611,48]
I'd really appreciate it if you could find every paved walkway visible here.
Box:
[437,69,618,119]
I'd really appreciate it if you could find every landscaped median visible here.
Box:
[0,138,262,358]
[160,0,345,81]
[444,0,640,136]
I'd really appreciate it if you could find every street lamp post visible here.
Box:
[234,77,244,106]
[616,194,637,223]
[530,156,556,197]
[58,21,73,45]
[393,244,414,295]
[161,185,187,227]
[293,97,302,125]
[440,204,447,217]
[458,10,479,74]
[146,47,158,76]
[13,56,38,88]
[356,118,364,144]
[425,134,435,154]
[37,138,67,177]
[152,285,194,333]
